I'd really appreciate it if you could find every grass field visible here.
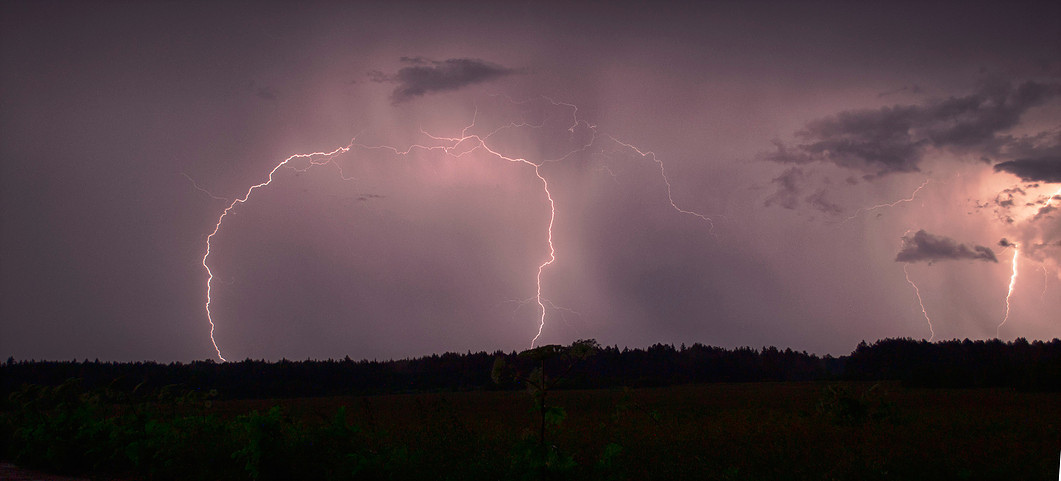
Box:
[4,381,1059,480]
[207,382,1059,480]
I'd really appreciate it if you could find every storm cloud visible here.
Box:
[371,57,517,103]
[766,81,1061,177]
[993,156,1061,183]
[763,167,805,210]
[895,230,998,264]
[5,0,1061,362]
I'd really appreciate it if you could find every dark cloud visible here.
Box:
[895,230,998,264]
[366,70,389,83]
[370,57,517,103]
[764,167,845,215]
[993,156,1061,183]
[993,187,1024,208]
[1034,203,1057,221]
[357,194,385,202]
[763,167,804,210]
[992,130,1061,160]
[766,81,1061,177]
[804,188,843,215]
[985,182,1061,224]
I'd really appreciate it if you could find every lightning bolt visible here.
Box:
[903,264,935,342]
[898,229,935,341]
[996,244,1020,339]
[203,145,353,362]
[392,98,714,348]
[606,136,717,234]
[1045,187,1061,209]
[843,179,929,222]
[501,297,583,333]
[418,123,560,350]
[200,96,714,360]
[529,164,555,347]
[182,172,230,202]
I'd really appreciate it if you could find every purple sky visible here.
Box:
[3,1,1060,362]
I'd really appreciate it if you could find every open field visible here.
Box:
[214,382,1059,480]
[7,382,1052,480]
[4,339,1060,480]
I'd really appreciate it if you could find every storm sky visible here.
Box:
[3,1,1060,362]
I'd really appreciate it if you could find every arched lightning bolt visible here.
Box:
[199,97,716,360]
[415,99,715,347]
[203,146,353,362]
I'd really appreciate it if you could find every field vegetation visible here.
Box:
[2,338,1059,480]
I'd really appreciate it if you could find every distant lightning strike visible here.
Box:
[200,97,714,360]
[606,135,717,234]
[898,229,934,341]
[988,185,1060,338]
[182,172,231,202]
[844,179,930,222]
[528,164,555,348]
[888,180,1055,342]
[903,264,935,341]
[996,244,1020,339]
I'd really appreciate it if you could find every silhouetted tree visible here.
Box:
[518,339,598,446]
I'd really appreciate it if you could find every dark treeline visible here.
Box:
[846,337,1061,391]
[3,337,1059,399]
